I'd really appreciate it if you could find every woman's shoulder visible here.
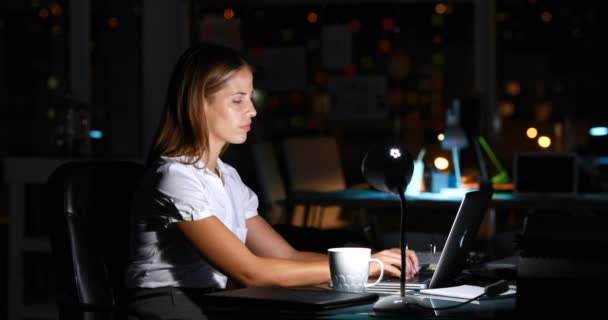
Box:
[156,156,185,168]
[146,157,206,191]
[217,158,240,178]
[152,156,199,177]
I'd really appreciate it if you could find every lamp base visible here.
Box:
[372,294,429,316]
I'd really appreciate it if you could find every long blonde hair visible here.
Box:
[149,42,250,165]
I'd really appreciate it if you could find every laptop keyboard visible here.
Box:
[368,253,441,292]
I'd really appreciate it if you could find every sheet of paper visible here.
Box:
[200,14,242,50]
[327,75,388,119]
[321,25,352,68]
[420,285,485,300]
[246,47,307,91]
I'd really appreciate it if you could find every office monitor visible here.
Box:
[513,152,578,196]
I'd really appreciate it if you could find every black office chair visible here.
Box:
[46,159,156,320]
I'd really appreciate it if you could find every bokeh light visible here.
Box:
[526,127,538,139]
[538,136,551,148]
[434,157,449,170]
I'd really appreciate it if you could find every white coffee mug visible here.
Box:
[328,247,384,293]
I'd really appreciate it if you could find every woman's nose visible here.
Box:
[248,101,257,118]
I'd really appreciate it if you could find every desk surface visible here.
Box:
[206,290,516,319]
[286,189,608,211]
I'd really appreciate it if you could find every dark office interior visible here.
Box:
[1,0,607,319]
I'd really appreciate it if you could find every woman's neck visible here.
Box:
[203,142,224,174]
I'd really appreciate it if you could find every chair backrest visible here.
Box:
[280,136,349,228]
[250,142,287,223]
[46,159,145,318]
[281,136,346,192]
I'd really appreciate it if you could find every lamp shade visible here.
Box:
[361,142,414,194]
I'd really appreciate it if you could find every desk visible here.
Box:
[206,290,516,319]
[286,189,608,211]
[282,190,464,227]
[282,189,608,245]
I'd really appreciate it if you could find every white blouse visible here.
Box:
[125,156,259,289]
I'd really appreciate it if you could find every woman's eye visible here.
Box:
[233,99,242,104]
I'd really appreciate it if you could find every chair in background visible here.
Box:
[45,159,154,320]
[250,141,370,252]
[280,136,348,228]
[280,135,373,233]
[250,142,288,224]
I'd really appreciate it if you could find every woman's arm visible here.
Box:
[178,215,419,287]
[245,215,419,279]
[177,216,330,288]
[245,215,327,261]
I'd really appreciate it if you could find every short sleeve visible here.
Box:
[155,162,214,223]
[221,163,259,220]
[241,184,259,219]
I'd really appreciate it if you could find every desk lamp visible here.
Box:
[477,136,510,184]
[362,142,419,313]
[441,99,469,189]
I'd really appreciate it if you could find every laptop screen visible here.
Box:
[428,190,492,288]
[373,190,493,291]
[513,152,578,196]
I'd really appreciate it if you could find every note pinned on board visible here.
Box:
[322,25,352,68]
[200,14,242,50]
[327,76,388,120]
[247,47,307,91]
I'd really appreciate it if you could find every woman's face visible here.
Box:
[205,67,256,148]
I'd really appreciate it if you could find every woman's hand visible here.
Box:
[370,248,419,279]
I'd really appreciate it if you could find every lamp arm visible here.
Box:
[478,136,506,173]
[398,186,408,297]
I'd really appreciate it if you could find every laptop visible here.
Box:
[201,287,379,314]
[371,190,492,291]
[513,152,578,197]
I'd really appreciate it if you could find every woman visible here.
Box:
[125,42,419,319]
